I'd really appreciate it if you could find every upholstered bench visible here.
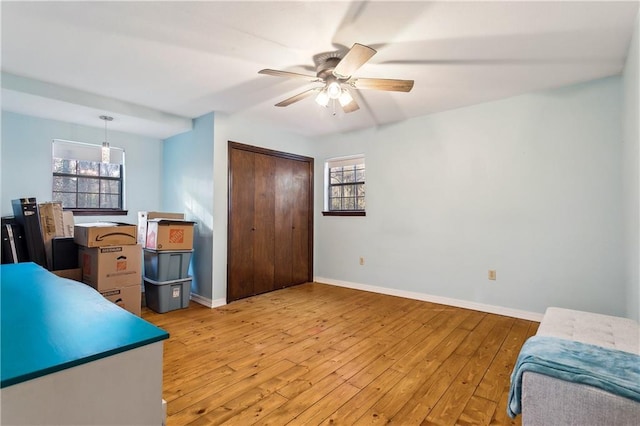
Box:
[519,307,640,425]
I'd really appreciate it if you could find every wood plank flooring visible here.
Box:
[142,283,538,425]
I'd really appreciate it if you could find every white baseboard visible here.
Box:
[190,293,226,308]
[314,276,543,322]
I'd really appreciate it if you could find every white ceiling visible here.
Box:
[1,1,638,139]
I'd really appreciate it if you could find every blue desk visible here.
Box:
[0,262,169,425]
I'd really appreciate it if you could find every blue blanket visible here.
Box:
[508,336,640,418]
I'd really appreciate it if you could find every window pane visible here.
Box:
[78,177,100,193]
[53,176,77,192]
[357,198,365,210]
[343,169,355,183]
[344,198,355,210]
[331,198,342,210]
[78,193,99,208]
[100,163,120,178]
[330,170,342,184]
[53,192,77,208]
[101,179,120,194]
[330,186,341,197]
[343,185,355,197]
[356,169,365,182]
[101,194,120,209]
[53,158,77,174]
[357,184,365,196]
[78,160,100,176]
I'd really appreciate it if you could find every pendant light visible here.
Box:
[100,115,113,163]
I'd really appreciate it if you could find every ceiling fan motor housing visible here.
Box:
[316,57,342,80]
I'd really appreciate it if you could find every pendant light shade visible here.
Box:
[100,115,113,163]
[338,89,353,107]
[326,81,342,99]
[315,90,330,107]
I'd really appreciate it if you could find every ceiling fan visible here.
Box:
[258,43,414,114]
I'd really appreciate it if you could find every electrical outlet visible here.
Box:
[488,270,496,280]
[359,257,365,266]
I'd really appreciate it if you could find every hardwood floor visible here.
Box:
[142,283,538,425]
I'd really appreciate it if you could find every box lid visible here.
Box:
[75,222,135,228]
[144,276,193,285]
[143,248,194,254]
[147,219,196,225]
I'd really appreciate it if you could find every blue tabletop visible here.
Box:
[1,262,169,388]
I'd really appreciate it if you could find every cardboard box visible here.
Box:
[62,211,75,237]
[137,211,184,245]
[39,202,67,269]
[39,202,65,240]
[100,285,142,316]
[74,222,137,248]
[79,244,142,291]
[52,268,82,282]
[145,219,195,251]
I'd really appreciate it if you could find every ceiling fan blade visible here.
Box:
[333,43,377,79]
[341,98,360,114]
[351,78,414,92]
[275,88,321,107]
[259,69,319,82]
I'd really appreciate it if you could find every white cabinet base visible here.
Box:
[1,342,164,426]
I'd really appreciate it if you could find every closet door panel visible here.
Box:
[274,157,293,288]
[253,153,276,295]
[228,148,256,301]
[291,159,311,285]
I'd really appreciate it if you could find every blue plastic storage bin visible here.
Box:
[144,277,191,313]
[143,249,192,281]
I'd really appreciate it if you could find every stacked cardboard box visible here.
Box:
[137,211,185,247]
[75,222,141,316]
[38,202,78,277]
[138,212,195,313]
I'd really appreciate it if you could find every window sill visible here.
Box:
[66,209,128,217]
[322,211,366,217]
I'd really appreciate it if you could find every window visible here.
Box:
[52,139,126,215]
[323,155,365,216]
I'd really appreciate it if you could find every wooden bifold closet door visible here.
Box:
[227,142,313,302]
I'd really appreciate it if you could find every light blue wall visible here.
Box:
[162,113,214,300]
[0,111,163,223]
[4,68,633,320]
[623,12,640,321]
[163,113,315,304]
[313,77,626,317]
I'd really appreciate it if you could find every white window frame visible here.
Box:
[323,154,366,216]
[52,139,127,215]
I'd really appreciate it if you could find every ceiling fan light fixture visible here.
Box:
[315,89,330,107]
[327,81,342,99]
[338,89,353,107]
